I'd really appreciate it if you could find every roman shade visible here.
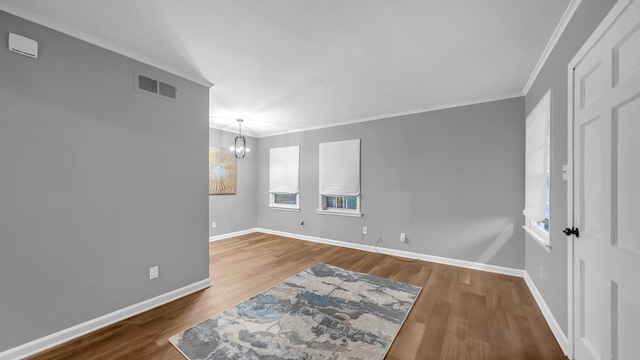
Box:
[523,91,550,221]
[319,139,360,196]
[269,146,299,194]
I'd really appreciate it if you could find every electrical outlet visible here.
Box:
[362,227,368,234]
[149,266,159,280]
[400,233,406,242]
[211,222,216,228]
[300,220,304,227]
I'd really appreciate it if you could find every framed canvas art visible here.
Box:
[209,146,237,195]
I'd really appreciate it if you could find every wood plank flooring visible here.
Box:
[28,232,567,359]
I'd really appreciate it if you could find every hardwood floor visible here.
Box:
[28,233,566,359]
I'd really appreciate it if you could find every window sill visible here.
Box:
[316,209,362,218]
[269,206,300,212]
[523,226,552,253]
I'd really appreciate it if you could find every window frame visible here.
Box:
[269,146,300,212]
[525,216,550,250]
[269,192,300,211]
[317,194,361,217]
[317,139,362,218]
[523,90,551,252]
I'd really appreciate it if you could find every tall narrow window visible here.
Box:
[318,139,361,217]
[269,146,300,210]
[524,90,551,249]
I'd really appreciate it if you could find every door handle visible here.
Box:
[563,227,580,238]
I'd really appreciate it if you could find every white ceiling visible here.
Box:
[1,0,572,137]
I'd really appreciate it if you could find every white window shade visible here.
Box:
[319,139,360,196]
[524,92,550,222]
[269,146,299,194]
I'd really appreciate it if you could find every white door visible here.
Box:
[571,0,640,359]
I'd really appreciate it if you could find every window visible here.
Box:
[318,139,362,217]
[269,146,300,211]
[323,195,357,210]
[274,193,297,205]
[534,166,551,232]
[523,90,551,250]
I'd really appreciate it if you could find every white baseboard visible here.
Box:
[523,272,569,356]
[255,228,525,277]
[0,278,211,360]
[218,229,568,358]
[1,230,567,359]
[209,228,258,242]
[256,228,572,354]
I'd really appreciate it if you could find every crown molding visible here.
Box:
[253,92,523,138]
[523,0,583,95]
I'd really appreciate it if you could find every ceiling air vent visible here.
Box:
[137,74,177,100]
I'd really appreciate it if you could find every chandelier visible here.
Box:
[229,118,250,158]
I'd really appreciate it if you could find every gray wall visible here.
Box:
[208,128,258,236]
[524,0,616,336]
[257,97,525,269]
[0,11,209,352]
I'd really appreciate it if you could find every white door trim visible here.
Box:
[566,0,636,358]
[566,66,575,360]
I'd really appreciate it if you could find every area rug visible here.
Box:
[169,263,422,360]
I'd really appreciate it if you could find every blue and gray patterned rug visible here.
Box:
[169,263,421,360]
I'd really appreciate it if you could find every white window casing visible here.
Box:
[523,90,551,250]
[269,146,300,210]
[318,139,361,217]
[524,91,550,222]
[319,139,360,196]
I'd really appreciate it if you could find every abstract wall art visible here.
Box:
[209,146,237,195]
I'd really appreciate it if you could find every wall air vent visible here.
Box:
[8,33,38,58]
[138,75,158,93]
[158,82,177,99]
[137,74,177,100]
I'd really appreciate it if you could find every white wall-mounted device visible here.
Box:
[8,33,38,58]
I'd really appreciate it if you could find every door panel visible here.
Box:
[580,118,603,238]
[615,284,640,360]
[612,19,640,86]
[579,260,609,360]
[614,96,640,253]
[579,61,605,109]
[572,1,640,360]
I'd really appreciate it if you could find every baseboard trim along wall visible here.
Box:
[209,228,258,242]
[256,228,525,277]
[523,272,570,356]
[5,230,568,359]
[0,278,211,360]
[254,228,568,355]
